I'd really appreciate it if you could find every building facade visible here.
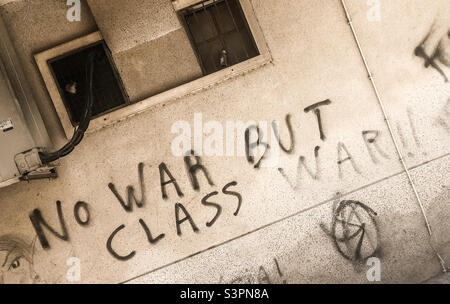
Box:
[0,0,449,283]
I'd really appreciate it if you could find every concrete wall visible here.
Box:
[0,0,449,284]
[87,0,203,101]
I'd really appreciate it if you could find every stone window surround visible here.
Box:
[35,0,271,138]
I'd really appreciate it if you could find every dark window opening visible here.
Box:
[48,41,129,126]
[181,0,259,75]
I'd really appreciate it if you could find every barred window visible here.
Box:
[180,0,259,75]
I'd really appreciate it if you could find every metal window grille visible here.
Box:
[181,0,259,75]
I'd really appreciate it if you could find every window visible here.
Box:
[36,1,270,137]
[180,0,259,75]
[48,41,128,126]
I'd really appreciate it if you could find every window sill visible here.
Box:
[87,53,271,134]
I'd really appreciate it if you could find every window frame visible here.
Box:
[47,40,130,127]
[35,0,271,138]
[179,0,260,75]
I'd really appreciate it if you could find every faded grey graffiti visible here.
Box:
[220,258,287,284]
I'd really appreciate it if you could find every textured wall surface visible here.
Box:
[112,28,203,102]
[87,0,203,101]
[0,0,448,284]
[87,0,182,54]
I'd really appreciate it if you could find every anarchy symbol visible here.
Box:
[322,200,379,262]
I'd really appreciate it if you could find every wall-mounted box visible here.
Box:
[0,15,52,187]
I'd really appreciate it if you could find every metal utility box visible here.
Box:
[0,15,52,187]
